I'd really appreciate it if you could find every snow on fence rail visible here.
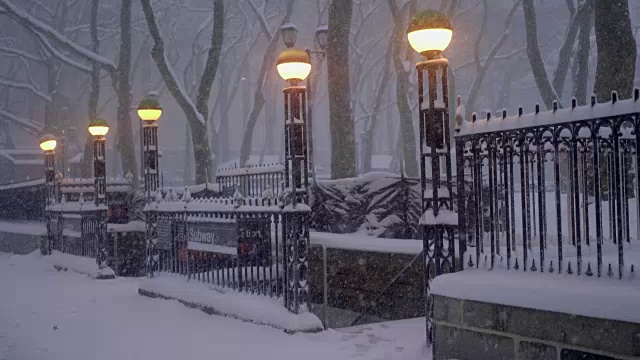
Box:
[145,187,311,314]
[215,163,284,197]
[455,89,640,280]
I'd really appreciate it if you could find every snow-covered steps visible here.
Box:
[47,251,116,280]
[138,274,323,333]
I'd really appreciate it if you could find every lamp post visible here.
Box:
[280,23,328,182]
[138,97,162,202]
[407,10,459,344]
[277,48,312,313]
[40,134,57,255]
[88,118,109,269]
[137,97,162,278]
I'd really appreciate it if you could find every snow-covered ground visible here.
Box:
[0,251,430,360]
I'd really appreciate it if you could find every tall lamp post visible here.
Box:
[88,119,109,269]
[138,97,162,202]
[137,97,162,278]
[40,134,57,255]
[407,10,460,344]
[276,48,312,313]
[280,24,328,181]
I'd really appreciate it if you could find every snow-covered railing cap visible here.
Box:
[458,88,640,137]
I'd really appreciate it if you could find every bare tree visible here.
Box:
[593,0,636,101]
[522,0,594,108]
[327,0,357,179]
[239,0,295,167]
[140,0,224,183]
[388,0,418,177]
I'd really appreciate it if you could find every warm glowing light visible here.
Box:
[39,134,57,151]
[88,119,109,136]
[406,10,453,57]
[138,108,162,121]
[407,28,452,54]
[138,97,162,121]
[277,62,312,82]
[276,48,311,82]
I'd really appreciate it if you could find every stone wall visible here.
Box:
[309,245,424,328]
[433,294,640,360]
[0,230,42,254]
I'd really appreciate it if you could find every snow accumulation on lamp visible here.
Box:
[407,10,453,59]
[39,134,57,151]
[276,48,311,84]
[137,97,162,122]
[88,118,109,136]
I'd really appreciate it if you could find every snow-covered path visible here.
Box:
[0,252,429,360]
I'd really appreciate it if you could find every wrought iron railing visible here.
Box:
[146,191,311,313]
[216,163,285,197]
[456,91,640,280]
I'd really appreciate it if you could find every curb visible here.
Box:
[138,288,323,334]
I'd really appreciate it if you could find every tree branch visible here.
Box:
[0,0,116,74]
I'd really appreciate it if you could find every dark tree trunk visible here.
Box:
[362,32,393,174]
[594,0,636,102]
[83,0,101,178]
[116,0,137,184]
[572,0,592,105]
[388,0,418,178]
[522,0,562,109]
[327,0,356,179]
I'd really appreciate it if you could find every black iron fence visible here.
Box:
[456,91,640,280]
[146,191,311,313]
[216,164,285,197]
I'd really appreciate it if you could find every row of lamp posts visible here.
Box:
[39,8,457,339]
[40,97,163,271]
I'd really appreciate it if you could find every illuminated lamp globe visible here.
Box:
[39,134,57,152]
[88,118,109,137]
[137,97,162,122]
[407,10,453,59]
[276,48,311,84]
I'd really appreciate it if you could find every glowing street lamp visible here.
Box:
[138,97,162,203]
[40,134,57,255]
[88,118,110,137]
[277,48,312,85]
[408,10,458,345]
[407,10,453,60]
[276,48,312,314]
[137,97,163,122]
[88,118,109,269]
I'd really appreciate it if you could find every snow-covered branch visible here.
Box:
[0,0,116,74]
[0,77,51,102]
[0,45,43,63]
[140,0,205,127]
[0,108,43,135]
[246,0,274,39]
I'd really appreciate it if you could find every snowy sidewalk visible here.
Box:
[0,251,430,360]
[46,251,116,279]
[139,275,323,333]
